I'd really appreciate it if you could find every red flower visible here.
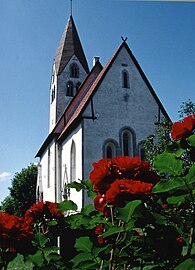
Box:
[0,212,33,252]
[95,224,104,235]
[90,158,113,193]
[90,156,158,193]
[25,201,63,225]
[94,224,107,245]
[105,179,153,204]
[171,114,195,140]
[94,194,107,212]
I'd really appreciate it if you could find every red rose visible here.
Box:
[0,212,33,252]
[47,201,64,218]
[94,194,107,212]
[25,201,63,225]
[171,114,195,140]
[114,156,142,173]
[105,179,153,204]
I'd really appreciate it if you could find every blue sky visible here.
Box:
[0,0,195,203]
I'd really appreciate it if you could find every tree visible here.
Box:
[1,196,15,215]
[144,99,195,165]
[178,98,195,119]
[1,164,37,216]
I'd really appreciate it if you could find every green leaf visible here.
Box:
[152,177,184,193]
[81,179,94,190]
[187,134,195,147]
[57,200,78,211]
[67,181,85,191]
[184,164,195,185]
[72,252,94,267]
[151,213,167,224]
[34,232,49,247]
[174,258,195,270]
[28,251,44,267]
[87,190,97,199]
[43,246,61,263]
[48,220,58,226]
[7,254,34,270]
[116,200,142,223]
[154,152,182,176]
[101,226,125,238]
[81,204,95,215]
[167,194,187,205]
[75,236,93,252]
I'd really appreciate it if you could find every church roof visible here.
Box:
[58,41,170,141]
[55,15,89,75]
[36,41,170,157]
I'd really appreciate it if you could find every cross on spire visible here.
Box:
[121,36,128,42]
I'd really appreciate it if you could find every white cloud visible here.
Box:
[0,172,12,182]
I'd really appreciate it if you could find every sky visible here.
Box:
[0,0,195,203]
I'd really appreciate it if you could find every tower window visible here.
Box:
[70,63,79,78]
[70,141,76,182]
[76,82,81,92]
[122,70,129,88]
[66,81,74,96]
[51,86,55,103]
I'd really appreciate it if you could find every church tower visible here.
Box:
[49,15,89,132]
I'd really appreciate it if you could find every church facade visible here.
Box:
[36,15,169,209]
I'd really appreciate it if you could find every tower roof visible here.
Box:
[55,15,89,75]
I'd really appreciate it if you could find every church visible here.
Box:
[36,14,169,209]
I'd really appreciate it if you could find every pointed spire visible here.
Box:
[55,15,89,75]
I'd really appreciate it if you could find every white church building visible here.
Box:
[36,14,169,209]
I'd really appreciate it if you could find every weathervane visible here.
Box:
[121,36,128,42]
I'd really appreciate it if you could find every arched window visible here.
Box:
[66,81,74,96]
[70,141,76,182]
[103,140,119,158]
[105,143,116,158]
[76,82,81,92]
[122,70,129,88]
[120,128,135,157]
[70,63,79,78]
[51,86,55,103]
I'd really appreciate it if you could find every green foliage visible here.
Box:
[1,109,195,269]
[178,99,195,119]
[57,200,78,212]
[7,254,34,270]
[1,164,37,216]
[144,117,172,165]
[1,196,15,214]
[144,99,195,165]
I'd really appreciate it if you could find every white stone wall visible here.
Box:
[38,140,56,202]
[82,46,166,205]
[61,124,83,210]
